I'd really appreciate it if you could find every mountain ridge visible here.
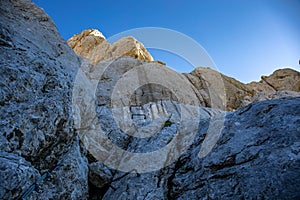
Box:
[0,1,299,199]
[68,29,300,111]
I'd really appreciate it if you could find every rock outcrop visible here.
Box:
[248,68,300,92]
[68,29,154,65]
[68,29,300,111]
[247,68,300,104]
[1,0,300,200]
[72,38,300,199]
[87,97,300,200]
[184,67,300,111]
[184,67,254,111]
[0,0,88,199]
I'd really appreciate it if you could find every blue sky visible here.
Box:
[33,0,300,83]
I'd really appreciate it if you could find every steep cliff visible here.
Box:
[0,0,88,199]
[1,1,299,200]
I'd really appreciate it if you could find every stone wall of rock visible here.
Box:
[184,67,300,111]
[73,38,300,199]
[0,0,88,199]
[1,0,300,199]
[69,29,300,111]
[184,67,254,111]
[89,98,300,200]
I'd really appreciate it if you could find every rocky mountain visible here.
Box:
[68,29,153,65]
[0,0,299,200]
[185,67,300,111]
[248,68,300,103]
[91,98,300,200]
[69,29,300,111]
[0,0,87,199]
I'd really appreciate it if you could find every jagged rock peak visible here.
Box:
[248,68,300,92]
[68,29,106,49]
[184,67,300,111]
[67,29,154,64]
[72,29,105,39]
[88,29,106,38]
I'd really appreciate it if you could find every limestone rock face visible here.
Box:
[68,32,299,112]
[185,67,254,111]
[67,29,107,59]
[86,57,205,108]
[244,68,300,108]
[89,98,300,200]
[0,0,88,199]
[252,90,300,102]
[1,0,300,200]
[68,29,154,65]
[248,68,300,92]
[74,53,300,199]
[246,68,300,103]
[184,67,300,111]
[0,152,40,200]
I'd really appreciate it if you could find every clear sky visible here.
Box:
[33,0,300,83]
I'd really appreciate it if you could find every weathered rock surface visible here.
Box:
[28,138,89,200]
[0,152,40,200]
[252,90,300,103]
[1,0,300,200]
[184,67,300,111]
[67,29,107,61]
[0,0,88,199]
[248,68,300,92]
[74,49,300,199]
[68,29,154,65]
[89,98,300,200]
[184,67,254,111]
[69,30,300,111]
[246,68,300,106]
[84,57,205,107]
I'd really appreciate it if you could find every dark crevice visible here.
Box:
[261,76,278,91]
[88,181,110,200]
[210,149,261,173]
[260,104,276,114]
[86,151,97,163]
[235,151,260,166]
[88,171,133,199]
[210,154,236,172]
[165,158,187,199]
[237,104,252,115]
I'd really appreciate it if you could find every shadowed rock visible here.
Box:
[1,0,300,199]
[0,0,88,199]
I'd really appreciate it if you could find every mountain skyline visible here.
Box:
[33,0,300,83]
